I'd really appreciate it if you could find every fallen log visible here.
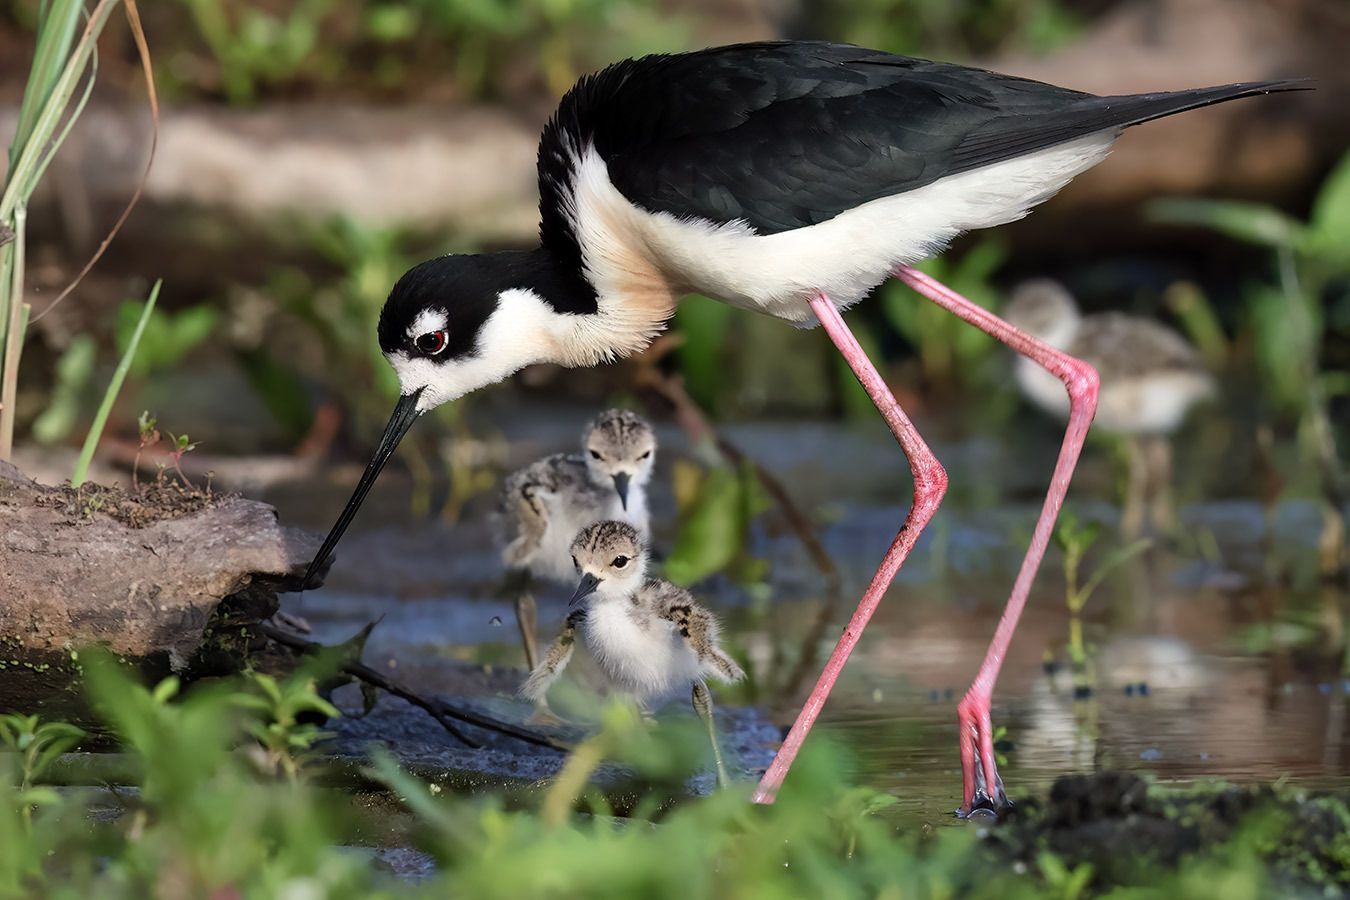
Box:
[0,460,318,717]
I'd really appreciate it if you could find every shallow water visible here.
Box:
[270,413,1348,826]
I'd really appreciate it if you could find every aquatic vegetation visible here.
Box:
[1052,510,1150,665]
[663,459,771,588]
[168,0,686,103]
[882,238,1009,392]
[1152,152,1350,578]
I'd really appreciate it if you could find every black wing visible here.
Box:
[538,41,1301,242]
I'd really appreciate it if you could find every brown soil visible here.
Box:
[29,474,231,528]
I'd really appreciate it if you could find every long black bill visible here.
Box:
[612,472,631,511]
[568,572,601,608]
[301,389,424,590]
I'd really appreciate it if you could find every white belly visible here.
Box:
[571,133,1117,324]
[583,600,701,702]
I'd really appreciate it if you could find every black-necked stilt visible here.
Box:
[496,409,655,670]
[1004,279,1216,536]
[300,40,1304,814]
[520,520,746,786]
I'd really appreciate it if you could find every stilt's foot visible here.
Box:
[526,704,567,727]
[955,691,1014,819]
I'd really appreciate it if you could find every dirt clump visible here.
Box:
[990,772,1350,893]
[29,476,229,528]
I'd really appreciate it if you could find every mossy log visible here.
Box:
[0,461,320,717]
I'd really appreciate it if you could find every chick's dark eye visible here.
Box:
[638,450,652,460]
[589,450,603,461]
[571,555,578,569]
[612,555,629,569]
[415,330,448,355]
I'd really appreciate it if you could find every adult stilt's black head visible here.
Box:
[300,248,594,589]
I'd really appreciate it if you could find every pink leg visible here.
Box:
[894,264,1099,814]
[753,292,949,804]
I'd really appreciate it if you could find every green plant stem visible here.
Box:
[1064,544,1083,614]
[542,733,609,826]
[72,279,160,487]
[1068,615,1085,667]
[0,206,29,461]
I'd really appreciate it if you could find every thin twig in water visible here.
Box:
[630,337,840,589]
[258,621,572,753]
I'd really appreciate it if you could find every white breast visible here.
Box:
[583,600,702,702]
[569,133,1117,324]
[525,487,651,585]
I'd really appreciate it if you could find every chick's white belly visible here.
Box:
[529,495,607,583]
[583,602,701,702]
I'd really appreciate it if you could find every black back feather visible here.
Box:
[537,41,1306,241]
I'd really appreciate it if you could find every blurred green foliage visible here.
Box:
[114,298,218,379]
[150,0,685,103]
[179,0,336,104]
[4,651,1337,897]
[810,0,1082,58]
[884,239,1009,390]
[663,459,771,587]
[1151,152,1350,417]
[1151,152,1349,574]
[671,296,735,414]
[28,334,95,444]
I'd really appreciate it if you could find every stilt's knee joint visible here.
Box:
[915,458,949,503]
[1063,358,1100,408]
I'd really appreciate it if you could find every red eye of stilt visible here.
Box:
[415,330,448,355]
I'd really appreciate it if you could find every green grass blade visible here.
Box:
[1,0,119,220]
[0,206,29,461]
[28,41,100,192]
[72,279,161,487]
[9,0,84,168]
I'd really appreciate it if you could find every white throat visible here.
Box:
[387,288,573,410]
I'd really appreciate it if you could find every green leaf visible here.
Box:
[1149,198,1306,250]
[663,466,744,586]
[73,280,162,488]
[151,676,181,705]
[30,333,95,444]
[673,295,735,413]
[1304,151,1350,269]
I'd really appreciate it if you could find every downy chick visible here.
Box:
[521,520,745,785]
[497,410,656,669]
[1004,279,1215,536]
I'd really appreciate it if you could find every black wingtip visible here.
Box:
[1107,77,1315,130]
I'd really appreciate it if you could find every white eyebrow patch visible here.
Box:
[408,308,448,338]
